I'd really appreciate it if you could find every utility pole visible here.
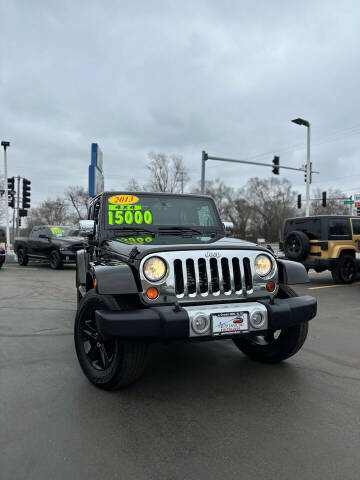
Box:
[292,118,311,216]
[306,124,311,216]
[16,176,21,237]
[1,141,10,252]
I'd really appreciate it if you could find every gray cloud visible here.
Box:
[1,0,359,206]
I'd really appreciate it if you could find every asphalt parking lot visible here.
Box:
[1,263,360,480]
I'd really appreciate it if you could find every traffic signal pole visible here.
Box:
[200,151,319,194]
[1,141,10,252]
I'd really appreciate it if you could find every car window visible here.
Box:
[284,218,321,240]
[30,227,40,239]
[352,219,360,235]
[329,219,351,237]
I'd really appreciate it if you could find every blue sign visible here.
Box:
[89,143,104,197]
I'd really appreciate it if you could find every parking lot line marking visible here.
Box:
[308,282,360,290]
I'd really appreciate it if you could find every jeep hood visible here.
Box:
[105,234,266,260]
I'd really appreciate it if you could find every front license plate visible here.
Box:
[212,312,249,336]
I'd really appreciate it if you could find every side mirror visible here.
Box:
[79,219,95,237]
[222,221,234,234]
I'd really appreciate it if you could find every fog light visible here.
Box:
[250,311,266,329]
[191,313,210,335]
[146,287,159,300]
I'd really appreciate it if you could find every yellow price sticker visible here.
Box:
[108,195,139,205]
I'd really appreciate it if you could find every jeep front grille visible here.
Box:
[173,255,253,298]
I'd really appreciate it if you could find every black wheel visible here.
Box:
[49,250,63,269]
[74,290,148,390]
[331,255,356,284]
[284,230,310,261]
[0,261,4,269]
[17,248,29,266]
[233,286,309,363]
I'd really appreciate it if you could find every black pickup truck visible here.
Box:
[74,191,317,390]
[14,225,84,269]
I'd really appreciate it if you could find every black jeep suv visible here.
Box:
[75,192,317,390]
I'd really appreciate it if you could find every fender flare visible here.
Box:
[277,259,309,285]
[332,246,356,258]
[93,263,139,295]
[76,250,88,287]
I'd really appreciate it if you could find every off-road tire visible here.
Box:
[233,285,309,363]
[17,248,29,266]
[74,289,148,390]
[284,230,310,261]
[331,255,356,284]
[49,250,63,270]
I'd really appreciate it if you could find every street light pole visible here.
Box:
[201,150,207,194]
[1,141,10,252]
[306,124,311,216]
[291,118,311,216]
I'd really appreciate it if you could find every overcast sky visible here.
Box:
[1,0,360,207]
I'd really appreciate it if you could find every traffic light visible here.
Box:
[7,177,15,192]
[7,176,15,208]
[297,194,301,209]
[22,178,31,209]
[304,166,307,183]
[18,217,22,227]
[322,191,327,208]
[8,192,15,208]
[272,156,280,175]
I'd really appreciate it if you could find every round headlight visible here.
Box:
[254,254,273,277]
[143,256,167,282]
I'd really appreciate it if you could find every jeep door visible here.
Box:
[351,218,360,258]
[28,227,42,255]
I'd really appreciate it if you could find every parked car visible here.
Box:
[14,225,84,269]
[0,246,5,269]
[74,191,317,390]
[281,215,360,283]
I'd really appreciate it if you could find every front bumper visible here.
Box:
[59,250,77,262]
[95,295,317,341]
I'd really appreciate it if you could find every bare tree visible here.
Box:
[310,187,350,215]
[145,152,189,193]
[224,194,252,239]
[192,179,232,218]
[65,185,89,221]
[245,177,298,242]
[25,197,71,232]
[126,178,143,191]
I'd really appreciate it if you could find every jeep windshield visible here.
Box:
[104,193,223,234]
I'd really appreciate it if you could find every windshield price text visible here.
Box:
[107,204,153,226]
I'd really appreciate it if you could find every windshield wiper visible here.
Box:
[112,228,156,236]
[158,226,203,236]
